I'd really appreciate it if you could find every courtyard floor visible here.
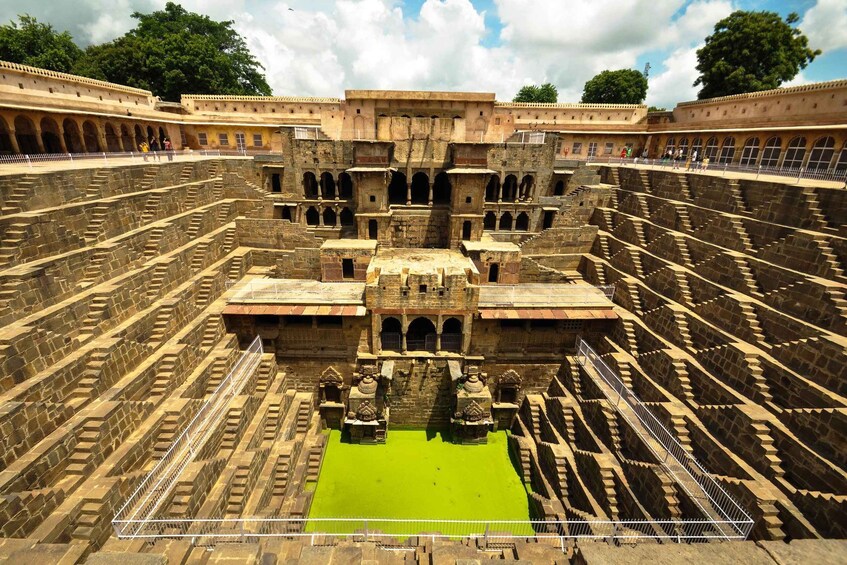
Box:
[306,429,532,534]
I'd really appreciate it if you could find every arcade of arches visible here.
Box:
[0,111,175,155]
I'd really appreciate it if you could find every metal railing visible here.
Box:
[0,149,268,169]
[112,336,263,538]
[582,155,847,184]
[575,338,753,539]
[111,516,750,546]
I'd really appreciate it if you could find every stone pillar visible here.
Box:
[32,124,46,153]
[428,184,433,207]
[8,129,20,154]
[96,122,108,153]
[436,332,442,352]
[497,178,502,202]
[57,125,68,153]
[319,208,325,226]
[406,182,411,206]
[401,314,408,352]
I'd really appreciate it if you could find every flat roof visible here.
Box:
[229,278,365,305]
[346,166,396,173]
[345,89,495,102]
[462,241,521,253]
[321,240,379,251]
[368,248,477,277]
[478,284,612,309]
[447,168,497,174]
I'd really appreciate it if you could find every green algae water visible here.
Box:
[306,429,533,535]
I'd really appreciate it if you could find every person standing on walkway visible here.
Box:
[164,138,173,161]
[150,137,161,161]
[139,140,149,161]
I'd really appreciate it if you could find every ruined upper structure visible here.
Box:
[0,60,845,172]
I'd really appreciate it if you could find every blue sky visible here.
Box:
[2,0,845,107]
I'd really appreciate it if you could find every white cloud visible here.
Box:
[801,0,847,52]
[647,46,700,109]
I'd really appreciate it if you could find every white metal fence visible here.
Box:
[582,155,847,184]
[575,338,754,539]
[0,149,262,169]
[112,336,263,538]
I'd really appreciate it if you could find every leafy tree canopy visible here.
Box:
[74,2,270,101]
[513,83,558,103]
[694,10,820,99]
[581,69,648,104]
[0,15,83,73]
[648,106,667,112]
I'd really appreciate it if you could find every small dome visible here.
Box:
[357,375,377,394]
[463,374,484,393]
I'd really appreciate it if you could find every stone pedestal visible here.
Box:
[345,373,388,444]
[451,371,492,444]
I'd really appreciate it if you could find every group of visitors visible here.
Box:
[138,137,174,162]
[658,148,710,171]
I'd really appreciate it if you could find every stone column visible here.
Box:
[56,125,68,153]
[32,124,46,153]
[428,184,433,206]
[402,314,408,352]
[406,182,411,206]
[319,208,325,226]
[8,129,20,154]
[96,122,108,153]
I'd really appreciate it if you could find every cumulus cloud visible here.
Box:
[801,0,847,52]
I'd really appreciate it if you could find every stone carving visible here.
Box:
[459,400,488,422]
[320,366,343,384]
[498,369,522,385]
[355,400,378,422]
[463,372,484,393]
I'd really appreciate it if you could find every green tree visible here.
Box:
[694,11,820,99]
[75,2,270,101]
[513,83,558,103]
[0,15,83,73]
[581,69,647,104]
[647,106,667,112]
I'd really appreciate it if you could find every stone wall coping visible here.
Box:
[0,60,153,97]
[677,79,847,107]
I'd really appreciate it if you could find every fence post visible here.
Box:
[25,155,32,169]
[483,522,489,549]
[797,167,804,182]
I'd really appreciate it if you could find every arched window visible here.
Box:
[133,124,145,146]
[410,172,429,204]
[82,120,101,152]
[483,211,496,230]
[158,127,166,144]
[305,206,319,226]
[368,219,379,240]
[554,180,564,196]
[677,138,689,156]
[690,137,703,159]
[380,317,402,352]
[485,175,499,202]
[703,137,719,161]
[782,136,807,169]
[339,207,354,226]
[320,172,336,198]
[717,136,735,164]
[388,171,407,204]
[441,317,462,353]
[104,123,121,152]
[518,175,534,200]
[664,137,676,154]
[0,117,13,154]
[407,317,436,352]
[515,212,529,231]
[502,175,518,201]
[39,117,62,153]
[322,207,337,226]
[807,136,836,170]
[739,137,760,166]
[499,212,513,231]
[338,172,353,198]
[835,142,847,173]
[432,172,451,204]
[303,172,319,198]
[462,220,472,240]
[14,115,39,154]
[119,125,133,151]
[760,137,782,168]
[64,119,84,153]
[146,125,155,142]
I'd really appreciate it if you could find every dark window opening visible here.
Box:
[543,211,555,229]
[317,315,343,327]
[419,284,427,294]
[257,315,279,326]
[324,384,342,403]
[499,386,517,404]
[368,219,379,240]
[462,221,472,240]
[488,262,500,283]
[388,171,407,204]
[285,315,312,326]
[271,173,281,193]
[483,212,496,230]
[282,206,293,221]
[342,258,354,279]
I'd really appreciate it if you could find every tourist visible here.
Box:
[702,156,710,170]
[150,137,161,161]
[620,148,627,162]
[139,140,149,161]
[626,146,632,159]
[687,149,698,170]
[164,137,174,161]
